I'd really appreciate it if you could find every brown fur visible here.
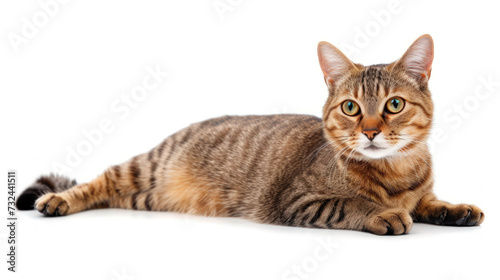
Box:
[20,35,484,235]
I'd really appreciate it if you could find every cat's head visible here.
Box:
[318,35,434,160]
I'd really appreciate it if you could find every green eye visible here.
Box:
[386,97,405,114]
[342,100,360,116]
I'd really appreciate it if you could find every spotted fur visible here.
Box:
[17,35,484,235]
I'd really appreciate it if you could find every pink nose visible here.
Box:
[362,128,380,141]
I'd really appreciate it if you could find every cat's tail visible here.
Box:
[16,174,77,210]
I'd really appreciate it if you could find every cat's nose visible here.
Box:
[362,128,380,141]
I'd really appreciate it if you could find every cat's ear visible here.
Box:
[318,41,358,89]
[392,34,434,84]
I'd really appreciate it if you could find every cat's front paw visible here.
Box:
[430,204,484,226]
[35,193,70,217]
[365,208,413,235]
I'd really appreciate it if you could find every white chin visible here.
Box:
[358,147,396,159]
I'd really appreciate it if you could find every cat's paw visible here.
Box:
[365,208,413,235]
[430,204,484,226]
[35,193,70,217]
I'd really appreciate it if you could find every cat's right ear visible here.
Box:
[317,41,358,89]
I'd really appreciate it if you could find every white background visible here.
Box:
[1,1,499,280]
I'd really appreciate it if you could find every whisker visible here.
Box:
[303,142,331,165]
[327,143,354,187]
[341,145,358,178]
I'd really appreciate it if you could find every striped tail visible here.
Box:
[16,174,77,210]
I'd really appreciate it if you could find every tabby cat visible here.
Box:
[17,34,484,235]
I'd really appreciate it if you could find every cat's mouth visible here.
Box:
[356,135,398,159]
[358,142,398,159]
[364,144,384,151]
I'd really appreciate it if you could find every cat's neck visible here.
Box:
[320,141,433,180]
[353,143,432,177]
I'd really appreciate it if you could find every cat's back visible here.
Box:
[191,114,325,153]
[169,114,326,179]
[195,114,321,131]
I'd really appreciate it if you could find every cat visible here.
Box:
[16,34,484,235]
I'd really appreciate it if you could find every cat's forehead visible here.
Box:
[354,65,391,97]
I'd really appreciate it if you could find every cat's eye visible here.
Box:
[341,100,360,116]
[385,97,405,114]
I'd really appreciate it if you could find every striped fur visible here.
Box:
[17,35,484,235]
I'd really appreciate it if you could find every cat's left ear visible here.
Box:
[392,34,434,85]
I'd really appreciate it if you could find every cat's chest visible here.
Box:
[352,169,432,211]
[295,158,432,212]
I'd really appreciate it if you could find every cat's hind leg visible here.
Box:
[31,133,183,216]
[34,154,152,216]
[35,168,120,217]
